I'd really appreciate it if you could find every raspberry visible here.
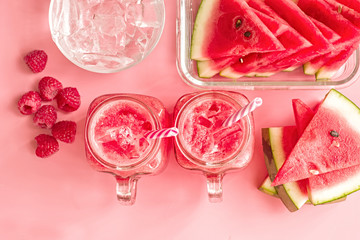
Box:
[51,120,77,143]
[24,50,47,73]
[38,76,63,101]
[33,105,57,128]
[35,134,59,158]
[18,91,42,115]
[56,87,81,112]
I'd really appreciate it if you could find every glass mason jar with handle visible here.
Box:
[85,94,170,205]
[173,91,255,202]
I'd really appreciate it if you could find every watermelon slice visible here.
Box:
[263,126,308,212]
[272,89,360,186]
[308,164,360,204]
[316,45,359,79]
[196,9,289,78]
[290,99,354,205]
[220,20,311,78]
[292,99,315,135]
[303,17,342,75]
[325,0,360,28]
[249,0,332,74]
[258,176,278,197]
[190,0,285,61]
[297,0,360,79]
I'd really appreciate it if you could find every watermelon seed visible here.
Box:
[239,58,244,63]
[330,130,339,137]
[309,169,320,175]
[235,19,242,29]
[337,5,343,13]
[244,31,251,38]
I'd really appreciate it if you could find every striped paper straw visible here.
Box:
[222,97,262,127]
[144,127,179,139]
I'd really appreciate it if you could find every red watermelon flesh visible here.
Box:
[250,0,332,74]
[247,0,289,25]
[220,27,312,78]
[324,0,360,28]
[190,0,285,61]
[297,0,360,78]
[310,17,341,43]
[297,0,360,48]
[303,17,342,75]
[308,163,360,204]
[292,98,359,205]
[272,89,360,186]
[196,8,290,78]
[335,0,360,12]
[292,99,315,135]
[316,44,359,79]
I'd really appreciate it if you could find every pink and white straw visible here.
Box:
[222,97,263,127]
[144,127,179,139]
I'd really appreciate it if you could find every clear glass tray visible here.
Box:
[176,0,360,90]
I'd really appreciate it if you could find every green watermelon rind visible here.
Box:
[190,0,216,61]
[323,89,360,131]
[259,176,278,196]
[262,127,308,211]
[197,61,217,78]
[309,171,360,205]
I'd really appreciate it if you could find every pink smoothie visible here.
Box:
[85,94,170,177]
[174,91,255,173]
[89,99,155,167]
[181,98,246,162]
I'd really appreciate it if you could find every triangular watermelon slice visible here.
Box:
[190,0,285,61]
[325,0,360,28]
[297,0,360,79]
[196,9,289,78]
[308,164,360,204]
[303,17,342,75]
[316,45,359,79]
[263,126,308,212]
[260,99,314,212]
[249,0,332,74]
[272,89,360,186]
[292,99,315,135]
[220,25,312,78]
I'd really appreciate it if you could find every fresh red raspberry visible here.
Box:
[18,91,42,115]
[24,50,48,73]
[38,76,63,101]
[51,120,77,143]
[56,87,81,112]
[35,134,59,158]
[33,105,57,128]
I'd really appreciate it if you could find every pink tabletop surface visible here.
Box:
[2,1,360,239]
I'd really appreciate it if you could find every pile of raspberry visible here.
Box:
[19,50,80,158]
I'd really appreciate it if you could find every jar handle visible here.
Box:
[115,176,138,205]
[205,173,224,203]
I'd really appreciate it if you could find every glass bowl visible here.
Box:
[49,0,165,73]
[176,0,360,90]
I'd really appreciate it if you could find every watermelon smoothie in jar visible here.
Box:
[85,94,170,205]
[174,91,255,202]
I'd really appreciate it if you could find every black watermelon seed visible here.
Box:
[330,130,339,137]
[244,31,252,38]
[235,19,242,29]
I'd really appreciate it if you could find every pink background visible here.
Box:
[1,1,360,239]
